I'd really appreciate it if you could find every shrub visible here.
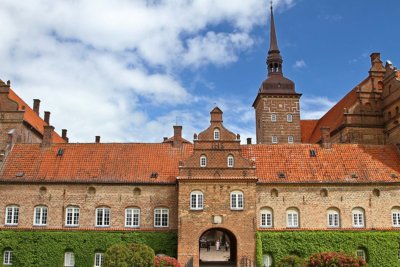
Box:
[127,243,155,267]
[155,255,181,267]
[304,252,368,267]
[103,243,131,267]
[277,255,304,267]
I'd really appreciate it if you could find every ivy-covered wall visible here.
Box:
[0,230,177,267]
[256,231,400,267]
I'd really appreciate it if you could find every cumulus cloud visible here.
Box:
[301,96,336,119]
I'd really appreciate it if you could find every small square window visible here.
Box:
[272,136,278,144]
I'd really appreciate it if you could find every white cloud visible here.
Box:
[301,96,336,119]
[293,59,306,69]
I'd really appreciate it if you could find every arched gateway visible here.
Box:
[199,228,237,266]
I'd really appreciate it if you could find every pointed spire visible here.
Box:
[269,1,279,53]
[266,1,283,76]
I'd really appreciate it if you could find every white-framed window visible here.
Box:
[154,208,169,227]
[271,114,277,122]
[227,155,234,168]
[125,208,140,227]
[392,208,400,227]
[288,136,294,144]
[33,206,48,226]
[262,254,272,267]
[65,206,80,227]
[64,252,75,267]
[200,155,207,167]
[286,208,299,228]
[213,128,220,140]
[3,250,12,265]
[327,208,340,228]
[96,207,110,227]
[352,208,365,228]
[5,206,19,226]
[230,191,244,210]
[287,114,293,122]
[356,249,366,260]
[94,253,104,267]
[271,136,278,144]
[190,191,204,210]
[260,208,273,228]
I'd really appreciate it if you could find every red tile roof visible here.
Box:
[8,89,65,143]
[0,143,193,184]
[300,120,318,143]
[241,144,400,183]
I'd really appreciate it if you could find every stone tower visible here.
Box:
[253,5,302,144]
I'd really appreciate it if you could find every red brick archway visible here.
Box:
[199,227,237,265]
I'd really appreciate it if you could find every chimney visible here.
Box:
[44,111,50,124]
[95,136,101,143]
[173,125,182,147]
[320,127,331,149]
[62,129,69,143]
[33,99,40,115]
[163,137,168,142]
[41,125,54,147]
[247,138,252,145]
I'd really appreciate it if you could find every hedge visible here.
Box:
[0,230,176,267]
[256,231,400,267]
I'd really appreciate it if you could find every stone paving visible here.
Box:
[199,245,231,262]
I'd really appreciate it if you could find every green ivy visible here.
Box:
[256,231,400,267]
[0,230,177,267]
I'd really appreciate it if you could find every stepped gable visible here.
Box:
[0,142,193,184]
[8,88,65,143]
[241,143,400,183]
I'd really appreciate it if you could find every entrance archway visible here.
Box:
[199,228,236,266]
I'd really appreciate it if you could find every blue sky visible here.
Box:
[0,0,399,143]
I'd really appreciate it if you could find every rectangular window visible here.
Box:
[5,206,19,225]
[125,208,140,227]
[328,213,339,227]
[34,206,48,226]
[94,253,104,267]
[271,114,277,122]
[230,192,244,210]
[96,208,110,227]
[288,136,294,144]
[393,213,400,227]
[272,136,278,144]
[261,213,272,227]
[154,208,169,227]
[353,213,364,227]
[3,251,12,265]
[287,213,298,227]
[287,114,293,122]
[65,207,80,227]
[64,252,75,267]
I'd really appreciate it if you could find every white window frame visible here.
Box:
[3,250,12,266]
[190,191,204,210]
[352,208,365,228]
[356,249,366,260]
[64,252,75,267]
[230,191,244,210]
[260,208,273,228]
[94,252,104,267]
[213,128,220,140]
[227,155,234,168]
[262,254,272,267]
[271,114,277,122]
[327,209,340,228]
[5,206,19,226]
[271,136,278,144]
[392,208,400,227]
[96,207,110,227]
[33,206,48,226]
[200,155,207,167]
[65,206,80,227]
[154,208,169,227]
[286,208,299,228]
[287,114,293,122]
[125,208,140,228]
[288,136,294,144]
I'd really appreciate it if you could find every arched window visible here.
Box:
[3,250,13,266]
[271,114,277,122]
[352,207,365,228]
[190,191,204,210]
[94,253,104,267]
[154,207,169,227]
[33,205,48,226]
[125,207,140,227]
[96,207,110,227]
[287,114,293,122]
[287,136,294,144]
[262,254,273,267]
[65,206,80,227]
[5,205,19,226]
[327,208,340,228]
[286,208,299,228]
[227,155,234,168]
[200,155,207,167]
[260,208,273,228]
[230,191,244,210]
[213,128,220,140]
[64,251,75,267]
[392,207,400,227]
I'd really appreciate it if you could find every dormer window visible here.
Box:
[213,128,220,140]
[227,155,234,168]
[200,155,207,167]
[287,114,293,122]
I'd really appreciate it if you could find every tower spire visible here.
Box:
[267,1,283,76]
[269,1,279,53]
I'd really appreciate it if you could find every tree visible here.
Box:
[103,244,130,267]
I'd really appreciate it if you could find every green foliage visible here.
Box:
[155,255,180,267]
[277,255,304,267]
[127,243,155,267]
[304,251,367,267]
[0,230,176,267]
[257,231,400,267]
[104,244,131,267]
